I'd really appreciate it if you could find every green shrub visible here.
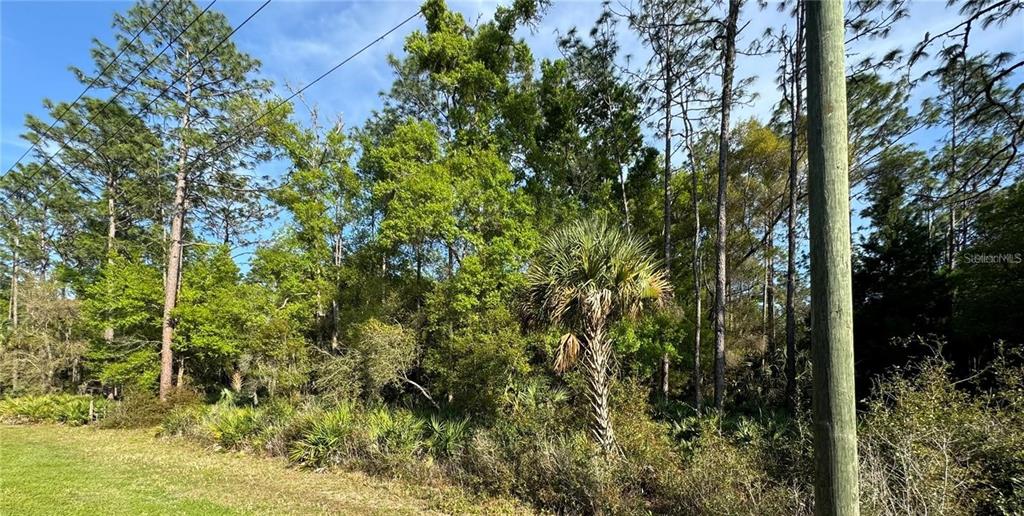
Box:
[288,402,366,468]
[453,378,639,514]
[205,405,261,449]
[161,404,210,439]
[0,394,108,425]
[363,407,428,476]
[99,388,202,429]
[426,415,470,459]
[859,355,1024,515]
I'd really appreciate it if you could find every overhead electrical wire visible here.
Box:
[0,0,220,217]
[0,0,173,179]
[2,0,278,224]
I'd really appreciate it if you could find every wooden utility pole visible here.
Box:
[805,0,860,513]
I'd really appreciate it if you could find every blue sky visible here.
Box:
[1,0,1021,256]
[7,1,1017,168]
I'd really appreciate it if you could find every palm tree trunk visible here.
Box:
[584,306,614,453]
[806,0,860,512]
[714,0,742,411]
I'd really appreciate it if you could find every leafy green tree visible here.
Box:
[388,0,542,151]
[271,116,359,349]
[953,181,1024,350]
[526,217,670,451]
[23,98,162,343]
[82,253,163,391]
[528,10,649,232]
[173,246,252,391]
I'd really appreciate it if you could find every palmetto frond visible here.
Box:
[554,332,581,373]
[526,217,672,336]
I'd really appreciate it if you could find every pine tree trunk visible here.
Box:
[692,160,703,411]
[785,0,805,413]
[160,66,192,402]
[9,233,17,328]
[104,173,116,344]
[714,0,741,411]
[39,204,48,281]
[805,0,860,512]
[767,227,776,354]
[660,34,673,399]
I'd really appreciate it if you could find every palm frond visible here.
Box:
[554,332,582,373]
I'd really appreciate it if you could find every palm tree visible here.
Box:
[526,218,671,452]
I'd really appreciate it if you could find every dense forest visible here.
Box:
[1,0,1022,514]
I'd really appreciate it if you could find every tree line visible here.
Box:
[1,0,1021,513]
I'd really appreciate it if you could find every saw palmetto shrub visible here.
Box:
[362,406,429,477]
[287,402,369,468]
[0,394,108,425]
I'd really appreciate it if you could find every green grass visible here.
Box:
[0,424,524,515]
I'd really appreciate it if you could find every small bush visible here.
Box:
[0,394,108,425]
[99,387,202,429]
[288,402,366,468]
[859,355,1024,515]
[206,405,261,449]
[364,406,428,476]
[426,415,470,459]
[161,404,210,439]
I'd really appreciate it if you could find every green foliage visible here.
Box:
[99,387,202,429]
[174,246,254,384]
[83,255,164,390]
[860,353,1024,515]
[426,415,470,458]
[0,394,108,425]
[5,0,1023,514]
[349,319,417,400]
[364,406,428,475]
[954,182,1024,348]
[288,402,364,468]
[425,305,531,416]
[854,148,951,392]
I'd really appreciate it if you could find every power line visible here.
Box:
[177,8,425,198]
[0,0,219,211]
[0,0,173,179]
[2,0,274,224]
[9,5,424,243]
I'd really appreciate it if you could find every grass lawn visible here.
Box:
[0,424,521,515]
